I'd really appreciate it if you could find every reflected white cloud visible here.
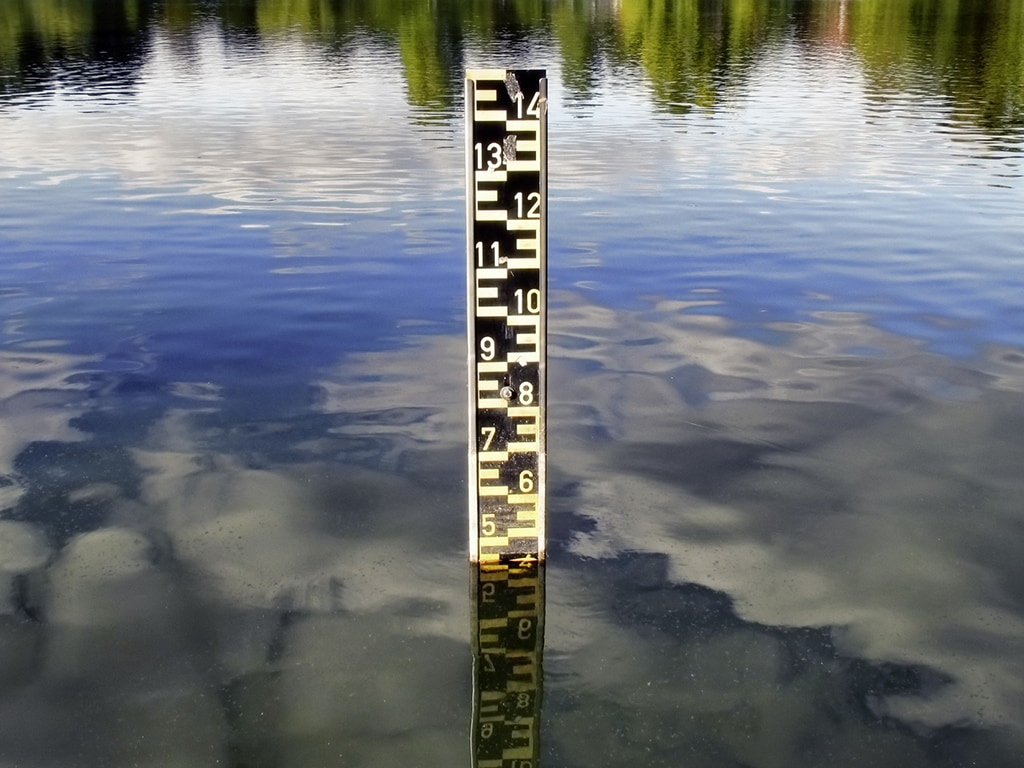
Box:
[3,293,1024,764]
[309,295,1024,755]
[0,416,469,765]
[0,27,463,217]
[0,524,229,767]
[544,558,947,767]
[0,521,50,622]
[549,296,1024,745]
[0,350,97,478]
[315,333,466,448]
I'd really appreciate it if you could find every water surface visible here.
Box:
[2,1,1024,766]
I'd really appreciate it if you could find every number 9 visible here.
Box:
[480,336,495,360]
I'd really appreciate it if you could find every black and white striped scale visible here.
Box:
[466,68,547,768]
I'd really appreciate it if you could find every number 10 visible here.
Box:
[514,288,540,314]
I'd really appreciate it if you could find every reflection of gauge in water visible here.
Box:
[465,68,547,566]
[466,69,547,768]
[471,558,545,768]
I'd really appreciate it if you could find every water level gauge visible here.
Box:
[466,68,548,566]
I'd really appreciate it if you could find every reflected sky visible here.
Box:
[6,300,1024,764]
[2,1,1024,766]
[547,297,1024,737]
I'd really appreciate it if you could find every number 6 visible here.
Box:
[519,470,534,493]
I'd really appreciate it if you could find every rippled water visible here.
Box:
[2,1,1024,766]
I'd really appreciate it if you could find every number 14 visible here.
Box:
[515,91,542,119]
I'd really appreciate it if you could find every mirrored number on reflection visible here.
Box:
[517,617,533,640]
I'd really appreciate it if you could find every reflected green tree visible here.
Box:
[0,0,96,60]
[618,0,713,113]
[162,0,210,33]
[1,0,1021,140]
[616,0,794,114]
[394,1,462,111]
[848,0,1024,136]
[0,0,155,97]
[551,0,622,100]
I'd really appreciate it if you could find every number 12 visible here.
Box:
[513,191,541,219]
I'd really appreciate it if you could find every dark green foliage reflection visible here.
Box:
[1,0,1021,137]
